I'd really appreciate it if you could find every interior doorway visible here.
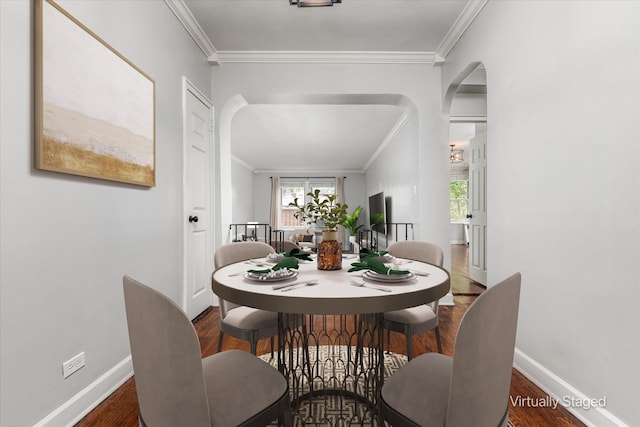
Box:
[450,244,485,295]
[445,63,488,287]
[182,78,215,319]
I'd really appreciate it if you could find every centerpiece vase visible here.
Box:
[317,230,342,270]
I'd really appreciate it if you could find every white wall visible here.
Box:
[442,1,640,426]
[212,62,451,267]
[365,108,421,245]
[230,157,255,227]
[0,1,211,425]
[450,93,487,118]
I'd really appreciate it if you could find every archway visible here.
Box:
[444,63,487,289]
[217,93,420,246]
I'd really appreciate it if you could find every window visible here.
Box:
[280,179,336,229]
[450,179,468,221]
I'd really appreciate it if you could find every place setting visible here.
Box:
[348,256,417,284]
[229,257,300,282]
[265,247,314,263]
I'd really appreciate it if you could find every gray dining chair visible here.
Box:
[385,240,445,359]
[379,272,521,427]
[214,241,278,357]
[123,275,291,427]
[281,240,302,252]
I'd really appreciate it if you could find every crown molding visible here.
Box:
[253,169,365,175]
[363,113,409,171]
[449,115,487,123]
[164,0,219,65]
[167,0,486,65]
[217,51,441,65]
[230,154,255,172]
[436,0,489,59]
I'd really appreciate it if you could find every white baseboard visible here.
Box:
[34,356,133,427]
[439,291,454,306]
[513,349,628,427]
[35,334,628,427]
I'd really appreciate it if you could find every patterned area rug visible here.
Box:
[261,346,405,426]
[260,347,516,427]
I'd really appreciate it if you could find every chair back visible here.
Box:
[213,241,275,316]
[123,275,211,427]
[386,240,444,267]
[446,273,522,427]
[281,240,302,252]
[387,241,444,311]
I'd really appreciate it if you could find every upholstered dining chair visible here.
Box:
[385,240,445,359]
[214,241,278,357]
[281,240,302,252]
[379,273,521,427]
[123,275,291,427]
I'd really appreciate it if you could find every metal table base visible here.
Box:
[277,313,384,426]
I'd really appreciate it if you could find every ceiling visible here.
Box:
[179,0,485,172]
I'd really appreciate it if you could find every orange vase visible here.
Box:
[317,230,342,270]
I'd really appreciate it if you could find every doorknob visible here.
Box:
[466,214,473,219]
[189,215,199,223]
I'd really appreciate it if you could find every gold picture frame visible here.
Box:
[35,0,156,187]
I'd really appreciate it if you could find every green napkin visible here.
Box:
[348,257,409,275]
[282,248,313,261]
[248,257,299,274]
[358,248,389,261]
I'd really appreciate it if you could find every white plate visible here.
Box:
[363,271,416,283]
[265,254,285,263]
[244,270,297,282]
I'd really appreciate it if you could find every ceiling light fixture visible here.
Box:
[290,0,341,7]
[450,144,464,163]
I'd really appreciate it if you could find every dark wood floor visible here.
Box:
[450,243,486,295]
[76,246,584,427]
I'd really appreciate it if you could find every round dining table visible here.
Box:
[211,253,450,426]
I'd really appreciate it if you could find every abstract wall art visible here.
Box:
[35,0,156,186]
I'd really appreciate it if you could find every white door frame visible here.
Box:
[182,77,216,316]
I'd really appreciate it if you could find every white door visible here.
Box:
[183,79,213,319]
[468,127,487,285]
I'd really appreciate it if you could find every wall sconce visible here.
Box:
[450,144,464,163]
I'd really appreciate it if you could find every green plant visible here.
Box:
[288,189,348,231]
[342,205,364,236]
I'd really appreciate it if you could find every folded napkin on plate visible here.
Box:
[281,248,313,261]
[248,257,299,274]
[358,248,389,261]
[348,257,409,275]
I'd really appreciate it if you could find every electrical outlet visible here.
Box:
[62,352,85,379]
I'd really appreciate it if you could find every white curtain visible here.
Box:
[335,176,345,246]
[270,176,280,230]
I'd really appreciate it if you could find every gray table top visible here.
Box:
[212,254,450,315]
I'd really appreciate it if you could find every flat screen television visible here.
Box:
[368,192,386,234]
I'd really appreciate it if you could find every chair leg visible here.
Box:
[217,331,224,353]
[406,334,413,361]
[250,338,257,355]
[280,406,293,427]
[270,336,274,359]
[434,326,443,353]
[386,328,391,355]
